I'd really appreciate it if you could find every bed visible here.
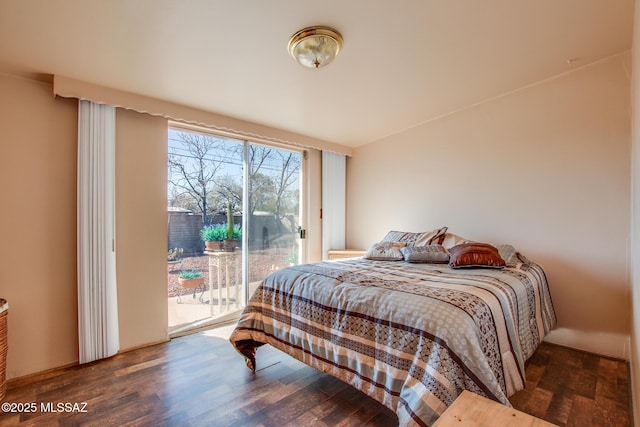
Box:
[230,232,556,427]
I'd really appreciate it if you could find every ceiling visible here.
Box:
[0,0,634,148]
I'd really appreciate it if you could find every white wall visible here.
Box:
[347,53,632,359]
[0,76,78,378]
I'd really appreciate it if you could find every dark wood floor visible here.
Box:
[509,340,632,426]
[0,326,632,426]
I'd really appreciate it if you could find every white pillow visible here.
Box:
[364,241,406,261]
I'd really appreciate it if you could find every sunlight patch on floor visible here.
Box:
[202,322,237,339]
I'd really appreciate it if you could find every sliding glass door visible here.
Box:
[167,127,303,333]
[245,144,303,300]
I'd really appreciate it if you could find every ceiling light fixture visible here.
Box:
[288,26,343,69]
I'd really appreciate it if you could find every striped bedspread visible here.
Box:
[230,256,556,426]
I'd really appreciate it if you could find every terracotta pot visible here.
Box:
[223,239,238,252]
[178,277,205,289]
[205,241,222,251]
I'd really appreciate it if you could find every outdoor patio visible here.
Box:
[167,249,294,331]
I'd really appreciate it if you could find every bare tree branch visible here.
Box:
[167,132,227,223]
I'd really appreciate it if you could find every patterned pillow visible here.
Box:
[433,232,471,249]
[495,244,517,267]
[401,245,450,263]
[364,241,406,261]
[414,226,448,246]
[495,244,528,267]
[448,243,506,269]
[381,227,448,247]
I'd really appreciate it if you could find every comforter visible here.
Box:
[230,256,556,426]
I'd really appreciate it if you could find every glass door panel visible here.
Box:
[246,144,302,300]
[167,127,303,334]
[167,128,244,331]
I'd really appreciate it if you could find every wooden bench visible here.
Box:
[433,391,557,426]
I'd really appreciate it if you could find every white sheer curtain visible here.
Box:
[77,100,119,364]
[322,151,346,259]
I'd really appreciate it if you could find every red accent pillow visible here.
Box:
[448,243,506,269]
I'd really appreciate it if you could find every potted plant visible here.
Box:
[177,270,205,303]
[223,203,240,252]
[178,270,204,288]
[201,224,225,251]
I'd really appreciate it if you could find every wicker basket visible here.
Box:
[0,299,7,402]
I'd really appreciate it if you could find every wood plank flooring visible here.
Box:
[509,340,632,426]
[0,326,632,426]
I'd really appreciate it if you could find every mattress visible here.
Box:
[230,255,556,426]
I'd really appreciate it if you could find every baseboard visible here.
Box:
[544,327,630,360]
[6,360,79,388]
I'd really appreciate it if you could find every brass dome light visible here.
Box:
[288,26,343,69]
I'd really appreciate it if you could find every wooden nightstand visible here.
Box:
[433,391,556,426]
[327,249,366,260]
